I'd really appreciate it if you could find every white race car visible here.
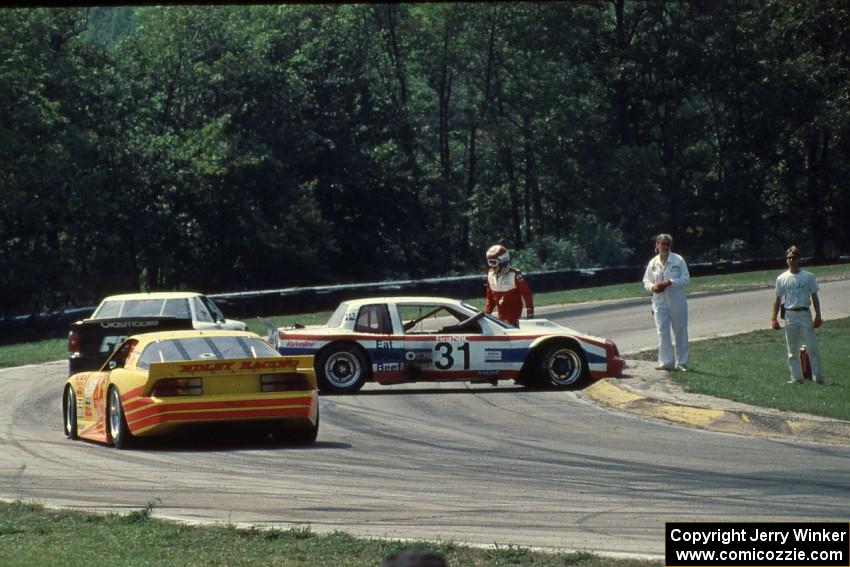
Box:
[271,296,625,393]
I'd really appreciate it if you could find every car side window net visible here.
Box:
[400,305,466,334]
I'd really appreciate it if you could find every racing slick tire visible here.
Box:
[316,344,369,394]
[108,386,134,449]
[63,386,79,440]
[537,342,588,388]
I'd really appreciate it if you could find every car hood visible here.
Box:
[512,318,609,343]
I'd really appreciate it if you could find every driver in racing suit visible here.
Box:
[484,244,534,327]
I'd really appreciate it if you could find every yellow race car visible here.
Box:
[63,330,318,448]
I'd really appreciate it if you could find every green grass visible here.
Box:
[0,500,659,567]
[3,262,850,369]
[631,317,850,420]
[0,338,66,369]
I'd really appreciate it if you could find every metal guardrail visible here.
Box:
[2,256,848,345]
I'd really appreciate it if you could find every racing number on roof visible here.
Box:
[434,342,470,370]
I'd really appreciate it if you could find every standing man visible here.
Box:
[484,244,534,326]
[770,246,824,385]
[642,233,690,371]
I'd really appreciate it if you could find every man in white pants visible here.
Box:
[770,246,824,385]
[642,233,690,371]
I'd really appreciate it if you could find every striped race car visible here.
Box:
[63,330,319,448]
[271,296,625,393]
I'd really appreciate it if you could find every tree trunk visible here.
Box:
[438,19,453,241]
[460,6,499,261]
[498,143,523,247]
[806,128,828,259]
[523,114,542,239]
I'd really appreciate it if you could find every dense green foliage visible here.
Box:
[2,3,849,316]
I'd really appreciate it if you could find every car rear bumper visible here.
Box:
[124,392,318,436]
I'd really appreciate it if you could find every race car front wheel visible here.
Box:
[538,343,587,388]
[108,387,134,449]
[316,344,369,393]
[63,386,78,440]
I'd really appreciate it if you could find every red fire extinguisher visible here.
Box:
[800,345,812,381]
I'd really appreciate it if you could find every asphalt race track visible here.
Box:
[2,281,849,558]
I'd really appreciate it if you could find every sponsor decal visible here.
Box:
[485,349,503,362]
[177,359,299,373]
[179,361,235,373]
[404,350,432,362]
[84,376,99,400]
[285,340,315,348]
[238,359,298,371]
[436,335,465,342]
[375,340,395,349]
[99,320,162,329]
[376,363,400,371]
[99,335,127,353]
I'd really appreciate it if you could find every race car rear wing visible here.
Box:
[68,316,194,375]
[147,356,315,380]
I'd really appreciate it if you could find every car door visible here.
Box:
[397,303,490,380]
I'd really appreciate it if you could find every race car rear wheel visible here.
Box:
[108,386,134,449]
[537,342,587,388]
[63,386,78,440]
[289,410,320,445]
[316,344,369,393]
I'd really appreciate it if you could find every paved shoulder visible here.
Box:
[581,360,850,445]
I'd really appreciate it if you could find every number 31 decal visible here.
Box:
[434,342,470,370]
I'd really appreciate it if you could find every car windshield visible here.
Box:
[94,298,193,319]
[122,299,167,317]
[137,336,278,369]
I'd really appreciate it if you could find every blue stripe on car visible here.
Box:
[483,348,606,365]
[277,347,316,356]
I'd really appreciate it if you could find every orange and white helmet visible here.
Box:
[486,244,510,272]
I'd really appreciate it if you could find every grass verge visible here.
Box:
[630,317,850,420]
[0,500,660,567]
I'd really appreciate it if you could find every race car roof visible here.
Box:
[125,329,261,344]
[99,291,207,301]
[338,296,470,307]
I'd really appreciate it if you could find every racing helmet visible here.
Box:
[486,244,510,272]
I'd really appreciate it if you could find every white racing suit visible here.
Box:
[775,269,823,383]
[643,252,690,368]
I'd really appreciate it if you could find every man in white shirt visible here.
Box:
[770,246,824,385]
[642,233,690,371]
